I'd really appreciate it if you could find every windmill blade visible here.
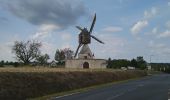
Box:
[91,35,104,44]
[74,43,82,58]
[89,13,96,34]
[76,26,83,31]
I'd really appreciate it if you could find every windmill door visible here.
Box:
[83,62,89,69]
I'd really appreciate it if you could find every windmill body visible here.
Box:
[65,14,107,69]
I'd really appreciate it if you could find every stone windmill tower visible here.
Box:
[65,14,106,69]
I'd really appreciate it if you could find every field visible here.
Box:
[0,67,147,99]
[0,67,117,72]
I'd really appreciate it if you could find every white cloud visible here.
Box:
[157,30,170,38]
[130,7,157,38]
[32,24,60,39]
[0,43,13,61]
[168,2,170,6]
[90,33,126,58]
[166,21,170,28]
[102,26,123,33]
[149,40,166,49]
[144,7,157,19]
[131,20,148,35]
[61,32,72,41]
[148,40,170,58]
[152,27,158,34]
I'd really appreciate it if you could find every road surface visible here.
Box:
[53,74,170,100]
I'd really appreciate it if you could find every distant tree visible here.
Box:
[130,59,138,68]
[12,40,41,64]
[36,54,50,66]
[107,58,112,68]
[54,48,74,65]
[0,60,4,67]
[136,56,147,70]
[108,59,131,69]
[13,62,19,67]
[55,49,65,63]
[63,48,74,60]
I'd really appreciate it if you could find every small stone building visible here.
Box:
[66,59,106,69]
[65,44,107,69]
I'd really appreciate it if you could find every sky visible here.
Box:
[0,0,170,63]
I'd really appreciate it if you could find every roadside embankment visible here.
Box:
[0,68,147,99]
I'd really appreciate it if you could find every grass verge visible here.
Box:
[0,68,147,99]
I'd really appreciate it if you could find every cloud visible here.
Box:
[168,2,170,6]
[149,40,166,49]
[0,35,20,61]
[90,33,126,58]
[148,40,170,56]
[102,26,123,33]
[0,17,8,23]
[157,30,170,38]
[144,7,157,19]
[166,21,170,28]
[32,24,60,39]
[152,27,158,34]
[130,7,157,37]
[131,20,148,35]
[61,32,72,41]
[3,0,86,29]
[0,43,13,61]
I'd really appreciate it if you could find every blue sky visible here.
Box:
[0,0,170,63]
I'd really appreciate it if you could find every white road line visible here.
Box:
[168,89,170,100]
[55,92,80,99]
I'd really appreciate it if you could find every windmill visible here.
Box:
[74,13,104,58]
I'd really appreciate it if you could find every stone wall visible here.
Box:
[65,59,107,69]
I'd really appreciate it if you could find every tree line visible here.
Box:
[107,56,147,70]
[0,40,74,67]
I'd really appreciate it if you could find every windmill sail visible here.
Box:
[74,43,82,58]
[76,26,83,31]
[91,35,104,44]
[89,13,96,34]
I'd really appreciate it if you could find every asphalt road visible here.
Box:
[53,74,170,100]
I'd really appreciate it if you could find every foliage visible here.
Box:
[55,49,65,63]
[151,63,170,73]
[0,60,19,67]
[130,59,137,68]
[36,54,50,66]
[54,48,74,65]
[63,48,74,59]
[107,56,147,70]
[0,60,4,67]
[107,59,131,69]
[136,56,147,70]
[12,40,41,64]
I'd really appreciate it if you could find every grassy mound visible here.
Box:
[0,68,147,99]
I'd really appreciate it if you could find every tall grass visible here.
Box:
[0,67,147,99]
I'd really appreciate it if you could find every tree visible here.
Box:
[63,48,74,60]
[130,59,138,68]
[0,60,4,67]
[12,40,41,64]
[36,54,50,66]
[136,56,147,70]
[54,48,74,65]
[55,49,65,63]
[107,58,112,68]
